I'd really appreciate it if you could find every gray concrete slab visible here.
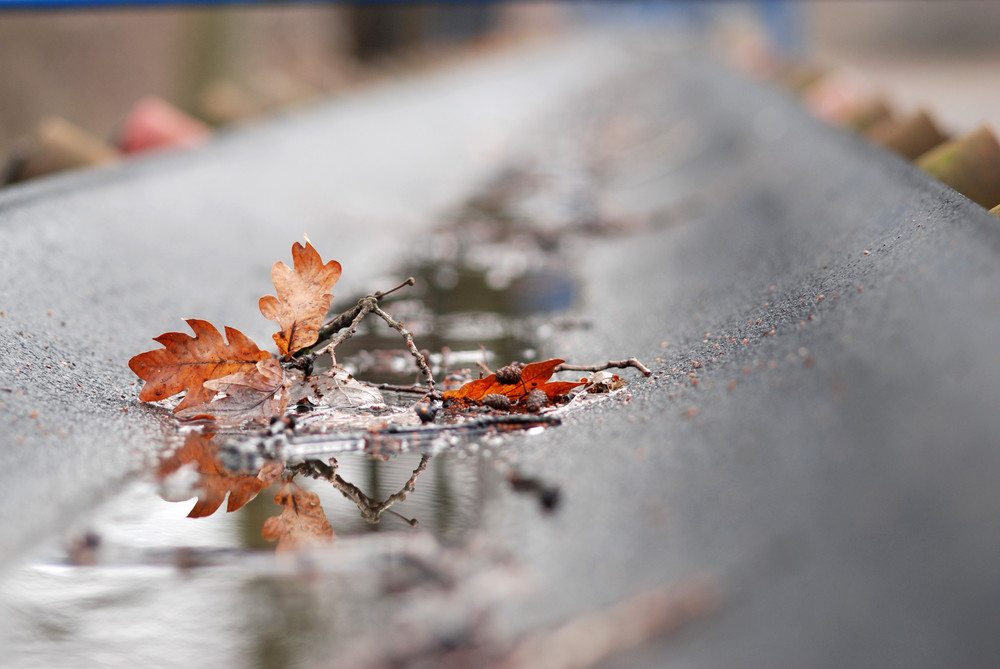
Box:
[3,29,1000,668]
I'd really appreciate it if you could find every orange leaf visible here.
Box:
[129,319,271,413]
[442,374,499,401]
[511,359,566,398]
[176,358,289,426]
[259,239,342,357]
[442,359,585,405]
[261,482,335,552]
[533,381,587,399]
[157,432,283,518]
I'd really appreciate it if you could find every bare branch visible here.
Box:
[372,304,435,388]
[555,357,652,377]
[305,303,365,353]
[375,382,433,394]
[477,345,492,375]
[315,297,374,356]
[295,277,416,359]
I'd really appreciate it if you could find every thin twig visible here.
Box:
[372,304,436,388]
[477,345,492,376]
[315,297,374,356]
[555,358,652,377]
[298,454,430,525]
[275,413,562,456]
[375,382,433,394]
[373,276,416,300]
[305,303,365,354]
[374,454,430,517]
[295,277,416,359]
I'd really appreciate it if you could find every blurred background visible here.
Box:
[2,1,1000,185]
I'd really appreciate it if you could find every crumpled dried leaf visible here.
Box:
[262,481,335,552]
[442,359,585,409]
[259,239,342,357]
[586,370,626,393]
[177,358,290,426]
[129,319,272,413]
[157,432,284,518]
[289,364,383,408]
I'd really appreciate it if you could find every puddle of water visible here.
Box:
[2,127,639,668]
[334,259,578,387]
[0,434,524,669]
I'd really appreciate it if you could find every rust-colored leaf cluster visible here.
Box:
[158,433,334,553]
[176,358,289,426]
[129,239,339,425]
[442,359,586,411]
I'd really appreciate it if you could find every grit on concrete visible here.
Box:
[2,30,1000,668]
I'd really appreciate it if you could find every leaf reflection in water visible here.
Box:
[261,482,336,552]
[155,431,433,553]
[157,431,283,518]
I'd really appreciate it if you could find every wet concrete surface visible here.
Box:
[3,29,1000,668]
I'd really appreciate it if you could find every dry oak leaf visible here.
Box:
[176,358,290,426]
[262,481,335,552]
[259,239,342,357]
[157,431,284,518]
[443,358,585,406]
[129,319,272,413]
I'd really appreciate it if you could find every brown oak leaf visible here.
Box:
[176,358,290,426]
[442,358,585,408]
[262,481,335,552]
[259,239,342,357]
[129,318,272,413]
[157,432,284,518]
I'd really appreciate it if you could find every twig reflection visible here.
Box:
[290,454,431,526]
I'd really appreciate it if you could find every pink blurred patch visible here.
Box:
[119,96,211,155]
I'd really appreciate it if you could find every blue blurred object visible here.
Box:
[758,0,808,56]
[573,1,807,56]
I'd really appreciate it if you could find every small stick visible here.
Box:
[375,382,433,394]
[307,303,365,353]
[385,509,419,527]
[373,276,416,300]
[555,358,652,377]
[314,297,374,356]
[372,304,435,388]
[296,277,416,359]
[477,345,492,376]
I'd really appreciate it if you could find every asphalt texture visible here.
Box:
[3,30,1000,668]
